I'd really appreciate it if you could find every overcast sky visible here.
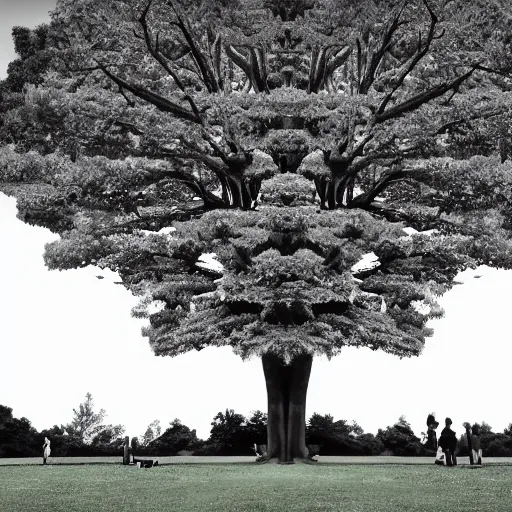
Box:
[1,1,511,443]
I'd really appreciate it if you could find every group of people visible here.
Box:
[426,414,482,467]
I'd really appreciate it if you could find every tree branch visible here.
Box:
[157,167,226,208]
[226,45,253,91]
[364,203,455,233]
[309,45,339,93]
[226,45,269,93]
[325,46,351,81]
[97,64,201,123]
[95,203,206,236]
[156,146,228,175]
[358,1,409,94]
[375,68,476,124]
[167,0,221,93]
[138,0,189,95]
[435,109,501,135]
[249,46,270,93]
[345,133,374,164]
[377,0,438,115]
[349,165,410,208]
[113,119,144,135]
[211,33,222,86]
[118,86,135,107]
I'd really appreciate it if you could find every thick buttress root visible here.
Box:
[262,353,313,463]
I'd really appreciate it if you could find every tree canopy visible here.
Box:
[2,0,511,361]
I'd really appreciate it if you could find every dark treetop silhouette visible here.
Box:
[1,0,512,462]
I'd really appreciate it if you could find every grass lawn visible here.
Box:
[2,455,512,466]
[1,461,511,512]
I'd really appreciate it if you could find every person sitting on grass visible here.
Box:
[438,418,457,467]
[254,443,267,462]
[132,456,158,468]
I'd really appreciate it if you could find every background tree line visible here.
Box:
[2,395,512,457]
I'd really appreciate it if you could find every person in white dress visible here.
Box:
[43,437,51,465]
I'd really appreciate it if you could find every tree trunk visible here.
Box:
[262,353,313,463]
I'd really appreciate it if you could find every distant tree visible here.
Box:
[356,433,385,455]
[504,424,512,437]
[350,421,364,437]
[147,418,201,455]
[90,423,126,453]
[306,413,371,455]
[0,24,56,147]
[0,405,14,424]
[483,435,512,457]
[205,409,252,455]
[2,25,53,94]
[140,419,162,448]
[474,422,493,435]
[65,392,106,444]
[245,410,268,446]
[377,416,424,456]
[308,413,359,436]
[0,405,40,457]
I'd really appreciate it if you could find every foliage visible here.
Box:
[306,413,381,455]
[202,409,253,455]
[65,392,106,444]
[376,416,425,456]
[0,406,39,457]
[245,410,268,445]
[4,402,512,457]
[139,419,162,448]
[0,24,57,151]
[1,0,510,366]
[90,424,126,453]
[144,418,201,455]
[2,25,53,94]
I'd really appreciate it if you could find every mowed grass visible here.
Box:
[1,461,512,512]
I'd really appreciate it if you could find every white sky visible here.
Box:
[0,2,510,442]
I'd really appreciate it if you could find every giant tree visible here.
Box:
[2,0,512,463]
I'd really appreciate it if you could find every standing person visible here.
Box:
[438,418,457,466]
[426,414,440,452]
[471,424,482,465]
[42,437,51,465]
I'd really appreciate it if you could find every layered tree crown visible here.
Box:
[1,0,512,362]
